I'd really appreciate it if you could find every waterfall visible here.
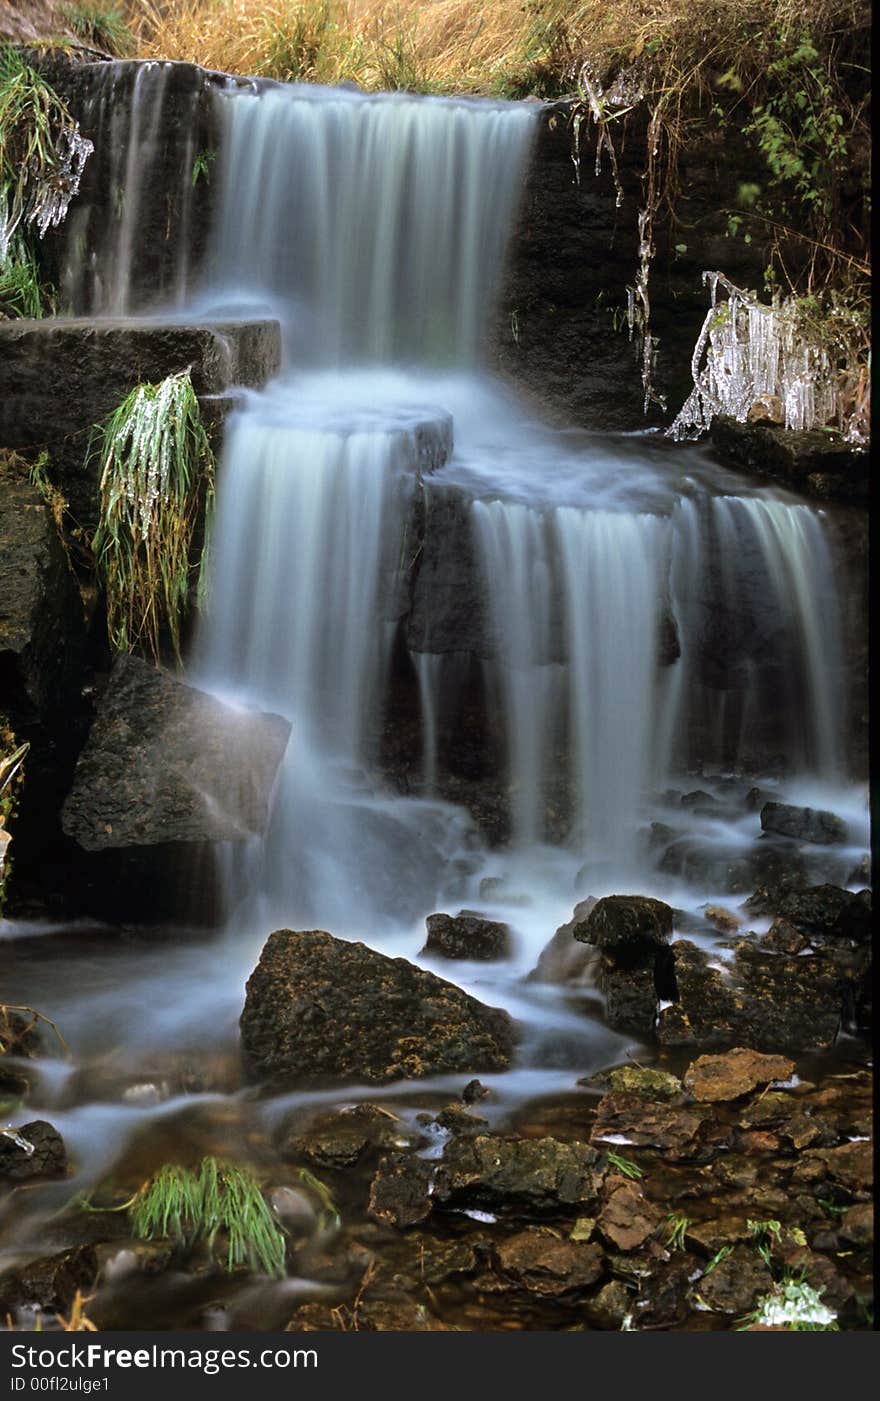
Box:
[190,78,853,941]
[208,84,535,363]
[59,62,199,315]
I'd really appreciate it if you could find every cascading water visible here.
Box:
[192,78,860,952]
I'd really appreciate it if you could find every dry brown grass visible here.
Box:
[125,1,870,96]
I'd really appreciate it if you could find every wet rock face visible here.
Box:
[710,416,868,506]
[422,911,511,961]
[527,898,598,985]
[760,802,848,845]
[747,882,870,944]
[0,455,86,725]
[240,930,516,1086]
[62,655,290,851]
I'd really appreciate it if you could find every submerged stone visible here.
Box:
[240,929,516,1085]
[433,1135,602,1216]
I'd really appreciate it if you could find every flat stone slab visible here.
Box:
[0,317,281,445]
[62,655,290,851]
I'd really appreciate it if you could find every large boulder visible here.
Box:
[240,930,516,1085]
[62,655,289,851]
[746,882,870,944]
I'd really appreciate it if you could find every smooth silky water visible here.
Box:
[2,78,869,1310]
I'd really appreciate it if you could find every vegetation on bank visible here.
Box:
[91,369,216,664]
[0,46,92,317]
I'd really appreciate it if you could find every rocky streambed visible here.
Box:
[1,883,872,1333]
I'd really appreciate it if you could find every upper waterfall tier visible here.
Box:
[208,83,536,365]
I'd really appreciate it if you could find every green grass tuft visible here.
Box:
[130,1157,287,1278]
[91,370,216,664]
[63,4,134,57]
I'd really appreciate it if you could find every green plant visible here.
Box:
[0,236,52,318]
[702,1243,734,1275]
[191,151,215,187]
[747,1217,783,1262]
[130,1157,287,1277]
[295,1167,340,1230]
[0,48,93,264]
[91,370,216,664]
[63,4,133,56]
[665,1212,690,1251]
[605,1150,643,1179]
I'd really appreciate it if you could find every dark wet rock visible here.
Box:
[422,911,511,961]
[62,655,290,852]
[576,895,672,961]
[573,896,674,1036]
[0,453,86,725]
[591,1093,710,1160]
[683,1048,795,1103]
[703,905,743,933]
[745,882,869,942]
[280,1104,415,1170]
[760,801,848,845]
[240,929,516,1085]
[735,942,843,1049]
[367,1155,434,1229]
[659,835,806,895]
[0,1120,67,1180]
[738,1093,835,1151]
[0,1246,98,1317]
[684,1216,755,1256]
[604,1066,681,1100]
[462,1079,490,1104]
[697,1244,772,1316]
[745,786,775,811]
[709,416,868,505]
[847,854,871,887]
[657,938,846,1053]
[492,1228,604,1296]
[434,1135,603,1216]
[597,1177,660,1252]
[632,1252,702,1328]
[266,1186,317,1235]
[838,1203,873,1248]
[349,1298,444,1330]
[758,918,809,955]
[527,898,598,985]
[582,1278,633,1329]
[792,1140,872,1195]
[434,1103,489,1135]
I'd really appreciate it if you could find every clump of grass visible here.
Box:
[130,1157,287,1277]
[605,1149,643,1179]
[665,1211,690,1251]
[0,47,93,266]
[0,236,53,319]
[62,4,134,56]
[91,369,215,664]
